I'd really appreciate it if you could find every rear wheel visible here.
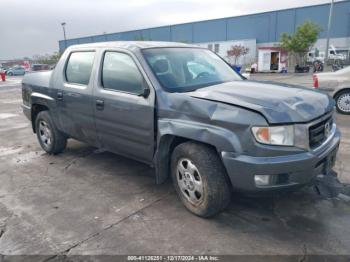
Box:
[335,90,350,115]
[171,142,231,217]
[35,111,67,154]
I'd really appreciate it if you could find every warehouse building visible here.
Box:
[59,0,350,71]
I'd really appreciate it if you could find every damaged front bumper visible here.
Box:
[221,128,341,192]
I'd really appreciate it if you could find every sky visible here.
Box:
[0,0,332,60]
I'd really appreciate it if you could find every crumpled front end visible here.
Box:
[156,83,341,194]
[222,127,340,192]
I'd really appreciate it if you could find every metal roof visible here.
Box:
[68,41,198,50]
[59,0,350,51]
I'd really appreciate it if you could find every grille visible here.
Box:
[309,116,333,149]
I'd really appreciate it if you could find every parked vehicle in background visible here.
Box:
[31,64,50,71]
[328,49,346,62]
[21,42,340,217]
[6,66,26,76]
[313,60,324,73]
[332,60,344,72]
[308,46,347,63]
[313,65,350,114]
[295,64,310,73]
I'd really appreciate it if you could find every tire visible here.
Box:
[35,111,67,154]
[335,90,350,115]
[7,72,13,76]
[171,142,231,217]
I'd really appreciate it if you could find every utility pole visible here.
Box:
[325,0,334,61]
[61,22,67,50]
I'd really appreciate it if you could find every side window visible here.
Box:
[102,52,144,94]
[65,52,95,85]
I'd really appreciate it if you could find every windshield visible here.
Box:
[142,48,242,92]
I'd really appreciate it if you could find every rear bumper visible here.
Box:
[221,128,341,192]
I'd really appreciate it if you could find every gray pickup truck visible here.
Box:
[22,41,340,217]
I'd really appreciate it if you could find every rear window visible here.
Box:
[65,52,95,85]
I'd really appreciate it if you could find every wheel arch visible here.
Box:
[333,87,350,99]
[153,134,222,185]
[31,104,49,133]
[153,119,242,184]
[30,92,55,133]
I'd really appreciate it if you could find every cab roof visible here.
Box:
[67,41,200,51]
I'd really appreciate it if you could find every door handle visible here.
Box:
[57,91,63,101]
[96,99,104,110]
[67,92,80,98]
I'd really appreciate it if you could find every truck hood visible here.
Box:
[187,80,334,124]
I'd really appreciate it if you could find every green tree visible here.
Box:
[280,21,322,65]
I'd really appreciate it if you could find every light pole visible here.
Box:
[61,22,67,50]
[325,0,334,62]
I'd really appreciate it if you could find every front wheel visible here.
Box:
[35,111,67,154]
[171,142,231,217]
[335,90,350,115]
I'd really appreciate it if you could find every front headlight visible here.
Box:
[251,125,294,146]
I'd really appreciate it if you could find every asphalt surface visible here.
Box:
[0,75,350,259]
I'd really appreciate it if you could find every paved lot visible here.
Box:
[0,75,350,258]
[250,72,314,87]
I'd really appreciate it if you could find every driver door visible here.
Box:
[93,50,155,163]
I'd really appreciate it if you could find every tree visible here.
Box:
[280,21,322,65]
[226,45,249,65]
[32,52,62,65]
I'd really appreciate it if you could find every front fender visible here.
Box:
[153,119,244,184]
[158,119,242,152]
[152,98,268,184]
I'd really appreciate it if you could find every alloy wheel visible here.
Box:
[337,93,350,113]
[176,158,204,205]
[38,120,52,148]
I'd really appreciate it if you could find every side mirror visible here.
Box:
[140,87,150,98]
[139,78,150,98]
